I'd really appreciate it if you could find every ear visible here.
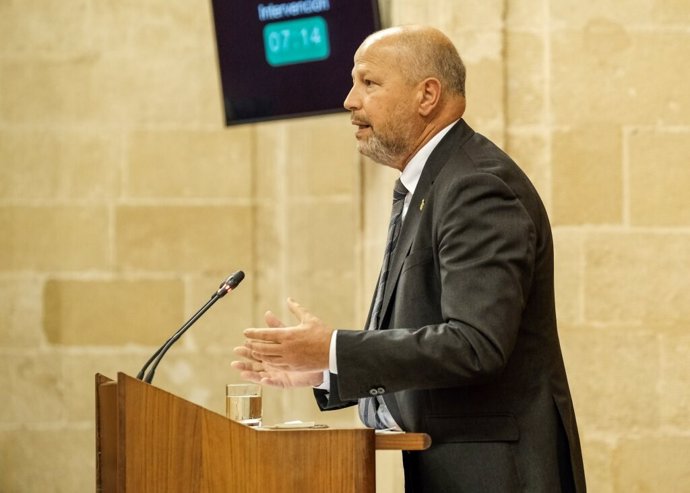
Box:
[417,78,442,117]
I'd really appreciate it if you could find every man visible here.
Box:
[232,25,586,492]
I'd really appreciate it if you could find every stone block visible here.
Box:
[280,269,359,330]
[255,116,359,200]
[0,51,218,126]
[1,353,64,424]
[584,232,690,324]
[255,121,289,200]
[115,205,252,272]
[506,31,546,126]
[559,326,660,433]
[435,0,504,31]
[464,55,505,146]
[0,0,90,54]
[613,437,690,492]
[551,125,622,225]
[284,115,360,198]
[377,450,406,493]
[0,128,120,200]
[551,0,690,27]
[579,439,614,493]
[89,0,213,56]
[552,28,690,125]
[0,55,101,125]
[0,428,94,492]
[506,0,546,29]
[0,278,44,347]
[629,128,690,226]
[254,204,282,267]
[43,278,184,345]
[396,0,504,29]
[505,130,550,208]
[553,229,584,324]
[93,52,220,126]
[286,200,357,273]
[392,1,431,24]
[62,352,147,421]
[0,206,109,271]
[127,127,252,199]
[253,203,286,320]
[659,329,690,429]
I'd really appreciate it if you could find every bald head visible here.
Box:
[343,25,467,170]
[361,26,466,98]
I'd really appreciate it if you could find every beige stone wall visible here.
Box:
[1,0,688,491]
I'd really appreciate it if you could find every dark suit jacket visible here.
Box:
[315,120,586,492]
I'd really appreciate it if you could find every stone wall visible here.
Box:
[1,0,688,491]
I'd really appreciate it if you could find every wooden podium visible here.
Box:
[96,373,430,492]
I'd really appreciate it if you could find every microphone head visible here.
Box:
[227,270,245,289]
[216,270,245,297]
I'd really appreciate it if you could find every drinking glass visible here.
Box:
[225,384,262,426]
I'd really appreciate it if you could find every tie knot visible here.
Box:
[393,179,407,202]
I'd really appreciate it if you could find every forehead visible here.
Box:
[351,40,400,77]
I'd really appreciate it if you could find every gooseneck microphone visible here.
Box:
[137,270,245,384]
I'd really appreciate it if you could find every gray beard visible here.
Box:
[357,133,409,168]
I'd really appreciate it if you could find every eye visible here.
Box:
[364,79,375,87]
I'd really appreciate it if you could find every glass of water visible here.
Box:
[225,384,262,426]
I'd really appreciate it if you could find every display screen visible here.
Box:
[210,0,381,125]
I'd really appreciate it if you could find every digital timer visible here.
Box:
[262,16,331,67]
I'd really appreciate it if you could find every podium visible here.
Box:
[96,373,430,492]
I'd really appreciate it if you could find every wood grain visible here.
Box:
[96,373,432,492]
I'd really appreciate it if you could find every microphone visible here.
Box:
[137,270,245,384]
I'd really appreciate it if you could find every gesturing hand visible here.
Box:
[230,346,324,388]
[243,298,333,372]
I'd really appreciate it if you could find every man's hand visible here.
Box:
[243,298,333,372]
[230,346,324,388]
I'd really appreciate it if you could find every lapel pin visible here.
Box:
[419,199,425,211]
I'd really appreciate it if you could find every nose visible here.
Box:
[343,85,359,111]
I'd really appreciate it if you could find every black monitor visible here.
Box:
[210,0,381,126]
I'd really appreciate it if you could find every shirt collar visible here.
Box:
[399,120,459,197]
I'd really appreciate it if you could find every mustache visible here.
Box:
[350,113,371,126]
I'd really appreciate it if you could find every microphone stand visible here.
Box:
[137,271,245,384]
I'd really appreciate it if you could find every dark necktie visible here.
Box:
[358,178,407,428]
[368,178,408,330]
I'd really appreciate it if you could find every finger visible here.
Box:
[259,375,287,389]
[286,297,308,322]
[244,328,285,342]
[238,371,265,384]
[252,354,290,368]
[264,310,286,328]
[258,375,288,389]
[244,340,284,356]
[230,360,265,372]
[233,346,260,362]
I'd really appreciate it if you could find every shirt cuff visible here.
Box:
[314,370,330,390]
[329,329,338,374]
[313,330,338,391]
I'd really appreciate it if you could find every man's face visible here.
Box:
[343,40,420,169]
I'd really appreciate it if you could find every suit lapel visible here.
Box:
[377,120,474,328]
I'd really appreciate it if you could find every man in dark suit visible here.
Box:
[232,25,586,492]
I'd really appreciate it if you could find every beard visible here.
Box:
[357,132,408,167]
[354,110,417,168]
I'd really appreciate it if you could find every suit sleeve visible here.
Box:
[313,373,358,410]
[334,171,537,400]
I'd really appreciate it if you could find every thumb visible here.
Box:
[264,310,285,328]
[286,297,308,322]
